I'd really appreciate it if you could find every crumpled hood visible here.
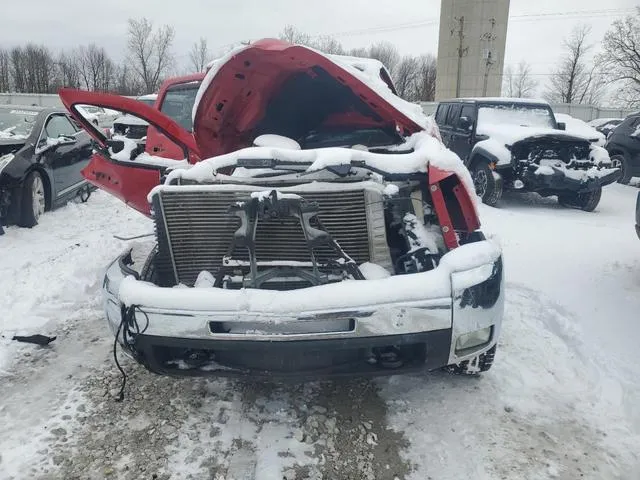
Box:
[191,39,428,158]
[477,123,590,147]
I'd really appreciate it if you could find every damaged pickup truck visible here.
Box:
[60,39,504,378]
[436,98,620,211]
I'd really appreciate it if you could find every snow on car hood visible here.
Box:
[190,39,429,158]
[158,130,478,209]
[554,113,606,146]
[112,114,149,126]
[477,123,590,146]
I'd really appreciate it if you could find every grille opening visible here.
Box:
[154,188,374,287]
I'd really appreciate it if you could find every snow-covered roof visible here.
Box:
[451,97,550,105]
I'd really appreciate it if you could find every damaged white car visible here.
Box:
[59,39,504,378]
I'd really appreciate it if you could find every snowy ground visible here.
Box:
[1,185,639,480]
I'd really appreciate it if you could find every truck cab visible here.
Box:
[145,73,205,162]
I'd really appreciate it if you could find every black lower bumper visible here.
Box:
[522,166,620,194]
[132,330,453,380]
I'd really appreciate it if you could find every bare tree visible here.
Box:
[599,8,640,108]
[368,42,400,74]
[347,47,369,58]
[189,37,212,72]
[113,63,143,96]
[127,17,175,93]
[502,61,538,98]
[10,44,58,93]
[279,25,313,46]
[314,36,344,55]
[545,25,604,105]
[0,48,10,92]
[394,55,421,100]
[414,54,437,101]
[77,44,115,91]
[56,51,82,89]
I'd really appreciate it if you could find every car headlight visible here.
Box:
[455,327,492,353]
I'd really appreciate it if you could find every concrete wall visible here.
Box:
[0,92,63,108]
[436,0,510,100]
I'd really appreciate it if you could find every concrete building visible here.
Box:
[435,0,510,100]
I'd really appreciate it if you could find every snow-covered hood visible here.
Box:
[112,114,149,126]
[477,123,591,147]
[191,38,428,158]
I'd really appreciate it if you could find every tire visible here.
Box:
[470,161,502,206]
[17,171,46,227]
[444,345,496,375]
[558,187,602,212]
[610,154,631,184]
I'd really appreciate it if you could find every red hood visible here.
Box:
[192,38,424,158]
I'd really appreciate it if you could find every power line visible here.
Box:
[321,7,636,38]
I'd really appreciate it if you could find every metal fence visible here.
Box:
[0,92,635,122]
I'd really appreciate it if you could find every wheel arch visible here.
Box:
[468,148,501,169]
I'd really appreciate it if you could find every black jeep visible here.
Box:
[605,112,640,184]
[435,98,620,211]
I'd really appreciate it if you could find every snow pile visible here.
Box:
[249,189,302,201]
[253,134,301,150]
[109,134,188,168]
[403,213,439,254]
[555,113,606,145]
[358,262,391,280]
[632,123,640,138]
[160,131,477,209]
[0,126,29,140]
[589,144,611,164]
[472,138,512,166]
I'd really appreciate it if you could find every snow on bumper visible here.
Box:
[528,163,620,193]
[102,240,504,376]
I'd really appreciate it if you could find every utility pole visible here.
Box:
[454,16,467,97]
[481,18,497,96]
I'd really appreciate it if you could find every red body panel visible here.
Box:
[192,38,424,158]
[145,73,206,162]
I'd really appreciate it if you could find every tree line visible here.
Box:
[1,10,639,107]
[0,18,215,96]
[503,8,640,107]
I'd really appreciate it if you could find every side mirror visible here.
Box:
[58,135,77,145]
[557,122,566,131]
[459,116,472,131]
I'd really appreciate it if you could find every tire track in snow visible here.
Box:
[377,285,640,480]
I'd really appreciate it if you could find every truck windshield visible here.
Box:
[478,104,556,129]
[160,82,201,132]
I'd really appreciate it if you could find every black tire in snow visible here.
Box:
[18,170,46,228]
[610,154,631,184]
[470,161,502,206]
[444,345,496,375]
[558,187,602,212]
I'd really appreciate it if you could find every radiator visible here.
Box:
[152,183,391,287]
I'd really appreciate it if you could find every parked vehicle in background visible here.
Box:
[435,98,620,211]
[635,192,640,240]
[604,112,640,184]
[0,105,93,229]
[59,39,504,378]
[589,117,623,137]
[554,113,606,146]
[77,105,119,128]
[111,94,159,141]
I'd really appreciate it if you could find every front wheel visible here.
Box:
[558,187,602,212]
[444,345,496,375]
[471,162,502,206]
[18,171,46,227]
[610,154,631,184]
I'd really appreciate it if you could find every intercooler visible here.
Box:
[151,183,392,287]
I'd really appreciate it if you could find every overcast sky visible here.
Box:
[1,0,637,94]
